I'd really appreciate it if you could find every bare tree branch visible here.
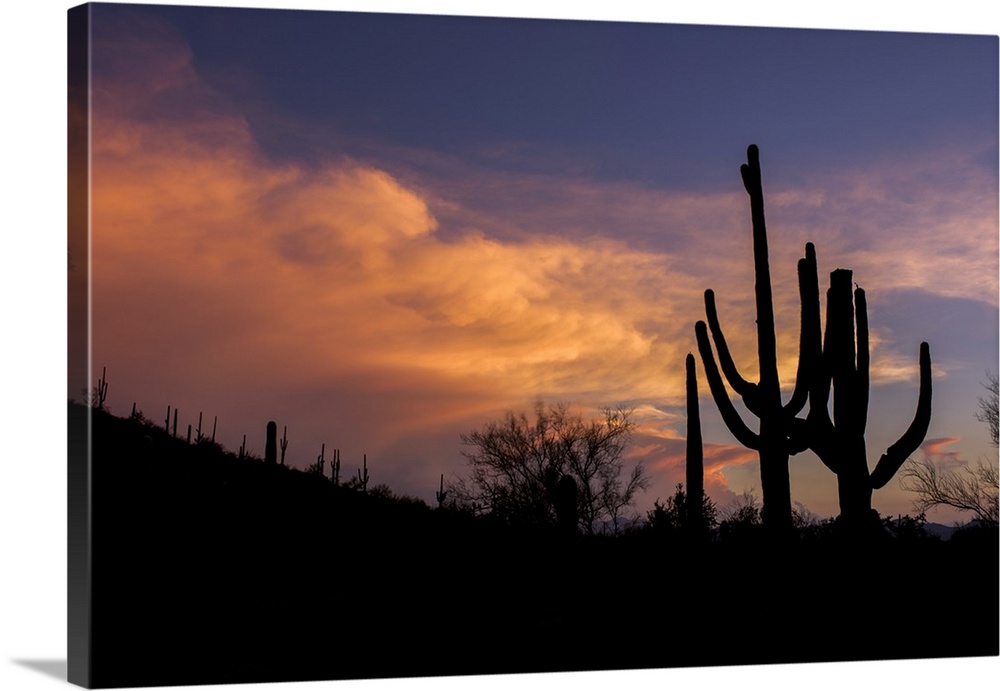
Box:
[975,371,999,448]
[899,457,999,526]
[456,402,648,534]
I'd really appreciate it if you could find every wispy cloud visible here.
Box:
[87,12,997,510]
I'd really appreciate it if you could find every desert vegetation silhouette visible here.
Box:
[696,144,932,536]
[73,146,997,691]
[900,372,999,527]
[449,401,649,535]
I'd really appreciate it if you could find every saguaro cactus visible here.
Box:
[94,366,108,410]
[358,454,369,493]
[685,353,704,531]
[265,421,278,464]
[799,269,932,529]
[316,443,326,475]
[436,474,448,508]
[696,145,814,534]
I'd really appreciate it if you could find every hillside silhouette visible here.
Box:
[76,401,998,688]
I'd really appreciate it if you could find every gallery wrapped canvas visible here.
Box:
[67,2,998,688]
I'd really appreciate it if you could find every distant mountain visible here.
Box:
[924,522,958,540]
[923,520,998,540]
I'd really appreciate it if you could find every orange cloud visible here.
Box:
[85,14,996,512]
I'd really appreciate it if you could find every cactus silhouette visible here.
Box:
[685,353,704,532]
[696,145,814,534]
[265,421,278,464]
[797,268,932,530]
[94,366,108,410]
[316,443,326,475]
[698,145,933,533]
[279,426,288,465]
[331,448,340,485]
[436,473,448,508]
[358,454,369,493]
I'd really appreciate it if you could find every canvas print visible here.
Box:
[67,3,999,688]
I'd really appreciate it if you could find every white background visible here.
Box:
[2,1,997,690]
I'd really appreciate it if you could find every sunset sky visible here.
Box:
[72,2,998,525]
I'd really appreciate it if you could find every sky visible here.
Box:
[2,3,998,691]
[70,1,999,526]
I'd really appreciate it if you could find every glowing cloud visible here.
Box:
[85,12,997,513]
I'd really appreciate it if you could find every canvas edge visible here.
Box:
[67,3,93,688]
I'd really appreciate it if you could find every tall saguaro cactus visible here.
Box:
[696,145,813,534]
[799,269,932,529]
[685,353,704,530]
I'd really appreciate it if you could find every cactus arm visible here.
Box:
[704,290,761,414]
[436,473,448,505]
[869,342,932,490]
[854,286,870,435]
[798,317,839,474]
[696,321,761,450]
[784,243,822,418]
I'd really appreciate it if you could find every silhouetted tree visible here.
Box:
[881,513,934,541]
[976,371,999,448]
[901,458,998,527]
[456,401,648,534]
[717,488,763,542]
[900,373,1000,526]
[646,484,717,539]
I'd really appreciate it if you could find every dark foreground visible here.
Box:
[75,404,999,688]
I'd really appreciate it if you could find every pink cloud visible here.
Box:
[85,15,996,513]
